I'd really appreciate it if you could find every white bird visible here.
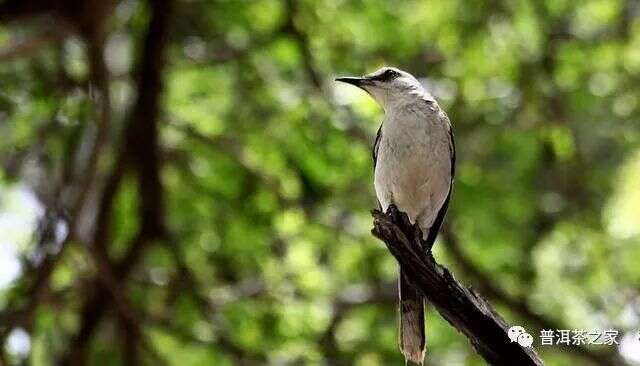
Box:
[337,67,455,365]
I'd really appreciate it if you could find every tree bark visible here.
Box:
[371,206,544,366]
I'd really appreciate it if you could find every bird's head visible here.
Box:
[336,67,428,111]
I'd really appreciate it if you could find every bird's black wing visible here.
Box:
[372,124,383,210]
[372,123,382,170]
[424,122,455,250]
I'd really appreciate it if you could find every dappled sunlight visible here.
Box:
[0,184,43,289]
[606,150,640,240]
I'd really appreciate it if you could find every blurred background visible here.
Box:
[0,0,639,365]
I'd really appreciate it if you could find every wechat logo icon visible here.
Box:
[508,325,534,348]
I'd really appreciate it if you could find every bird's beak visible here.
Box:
[335,76,372,88]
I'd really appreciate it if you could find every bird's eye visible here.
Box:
[369,69,401,82]
[381,69,400,81]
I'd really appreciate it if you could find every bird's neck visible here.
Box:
[382,88,435,113]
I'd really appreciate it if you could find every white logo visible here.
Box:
[518,333,534,347]
[508,326,534,348]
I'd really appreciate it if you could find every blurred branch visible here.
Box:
[68,29,113,222]
[59,0,172,364]
[441,227,628,366]
[371,206,544,365]
[0,0,117,61]
[85,238,148,364]
[59,146,126,365]
[0,0,52,21]
[0,41,113,343]
[282,0,322,89]
[0,31,68,60]
[0,2,116,351]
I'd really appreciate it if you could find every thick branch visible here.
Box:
[441,227,626,366]
[371,206,544,366]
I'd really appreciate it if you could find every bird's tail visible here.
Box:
[399,267,426,365]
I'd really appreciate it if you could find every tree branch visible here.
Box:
[58,0,172,363]
[371,206,544,366]
[282,0,322,89]
[440,227,627,366]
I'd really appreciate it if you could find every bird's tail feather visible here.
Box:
[399,267,426,365]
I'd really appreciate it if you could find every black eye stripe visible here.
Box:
[371,69,400,82]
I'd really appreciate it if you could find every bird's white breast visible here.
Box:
[374,102,452,235]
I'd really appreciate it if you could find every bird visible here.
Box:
[336,67,455,365]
